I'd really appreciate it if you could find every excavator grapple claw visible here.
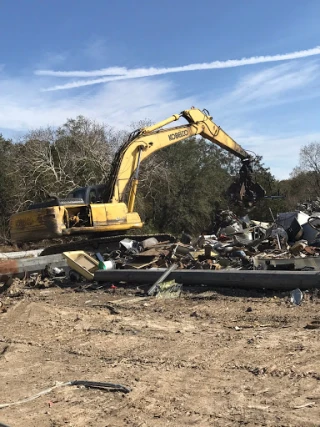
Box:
[226,158,266,208]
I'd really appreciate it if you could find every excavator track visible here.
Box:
[40,233,177,256]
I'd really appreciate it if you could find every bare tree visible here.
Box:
[12,116,126,208]
[291,141,320,198]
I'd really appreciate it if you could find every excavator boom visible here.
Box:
[105,108,263,210]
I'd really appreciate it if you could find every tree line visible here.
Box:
[0,116,317,242]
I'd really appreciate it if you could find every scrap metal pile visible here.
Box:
[2,205,320,294]
[79,207,320,275]
[58,210,320,280]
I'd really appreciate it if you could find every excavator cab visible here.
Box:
[68,184,106,204]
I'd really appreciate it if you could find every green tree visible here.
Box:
[242,155,287,221]
[136,137,232,234]
[0,135,20,239]
[274,141,320,212]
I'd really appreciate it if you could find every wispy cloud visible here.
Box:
[35,45,320,91]
[37,66,128,78]
[231,129,320,180]
[82,38,111,62]
[231,62,318,100]
[208,60,320,117]
[1,47,320,179]
[0,72,317,179]
[0,77,196,133]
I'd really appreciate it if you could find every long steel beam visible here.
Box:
[0,254,67,282]
[94,269,320,290]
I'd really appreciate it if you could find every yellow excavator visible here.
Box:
[9,107,266,244]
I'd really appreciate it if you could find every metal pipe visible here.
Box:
[94,269,320,290]
[147,263,178,296]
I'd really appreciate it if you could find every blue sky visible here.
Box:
[1,0,320,179]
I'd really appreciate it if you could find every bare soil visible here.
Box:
[0,283,319,427]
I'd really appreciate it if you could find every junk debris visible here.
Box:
[88,207,320,289]
[290,288,304,305]
[304,320,320,329]
[0,380,131,409]
[3,207,320,292]
[0,274,59,298]
[154,280,182,299]
[148,263,178,296]
[63,251,99,281]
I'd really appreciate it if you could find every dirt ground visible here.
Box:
[0,282,319,427]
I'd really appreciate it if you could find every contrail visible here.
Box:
[36,66,128,77]
[39,46,320,91]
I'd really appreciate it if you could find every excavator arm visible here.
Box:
[105,107,265,210]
